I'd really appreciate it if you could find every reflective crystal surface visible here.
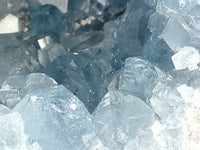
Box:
[14,85,94,150]
[0,34,30,85]
[0,0,200,149]
[0,73,57,108]
[119,57,158,101]
[0,104,42,150]
[93,90,155,150]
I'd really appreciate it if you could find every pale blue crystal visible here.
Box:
[93,90,155,150]
[119,57,158,101]
[0,73,57,108]
[14,85,94,150]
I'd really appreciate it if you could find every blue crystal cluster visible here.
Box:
[0,0,200,150]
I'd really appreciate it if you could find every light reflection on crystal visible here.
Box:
[0,0,199,149]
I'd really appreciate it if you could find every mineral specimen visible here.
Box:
[0,0,199,149]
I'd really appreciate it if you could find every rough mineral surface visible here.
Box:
[0,104,42,150]
[0,0,200,150]
[93,90,155,150]
[0,73,57,108]
[14,85,95,150]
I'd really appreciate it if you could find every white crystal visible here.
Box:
[177,84,200,108]
[172,46,200,71]
[0,14,19,34]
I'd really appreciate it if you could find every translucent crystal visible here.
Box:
[177,84,200,108]
[172,46,200,71]
[0,73,57,108]
[143,1,199,72]
[0,34,30,85]
[46,54,97,112]
[161,15,191,52]
[0,0,199,149]
[119,57,158,100]
[147,12,169,35]
[46,45,115,112]
[14,85,94,150]
[124,129,162,150]
[0,110,27,150]
[93,90,155,149]
[150,80,186,150]
[0,105,42,150]
[142,35,175,72]
[82,131,110,150]
[38,43,66,68]
[157,0,200,13]
[116,0,156,60]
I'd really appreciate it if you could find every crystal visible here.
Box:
[149,80,186,150]
[157,0,200,13]
[190,4,200,17]
[82,132,110,150]
[46,54,97,112]
[0,0,200,149]
[0,104,42,150]
[143,1,199,72]
[119,57,158,101]
[123,129,160,150]
[60,31,104,51]
[147,12,169,36]
[116,0,156,60]
[142,36,175,72]
[161,15,191,52]
[0,73,57,108]
[177,84,200,108]
[38,43,66,68]
[0,14,19,34]
[0,34,30,85]
[14,85,94,150]
[172,46,200,71]
[45,44,115,112]
[0,110,27,150]
[93,90,155,149]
